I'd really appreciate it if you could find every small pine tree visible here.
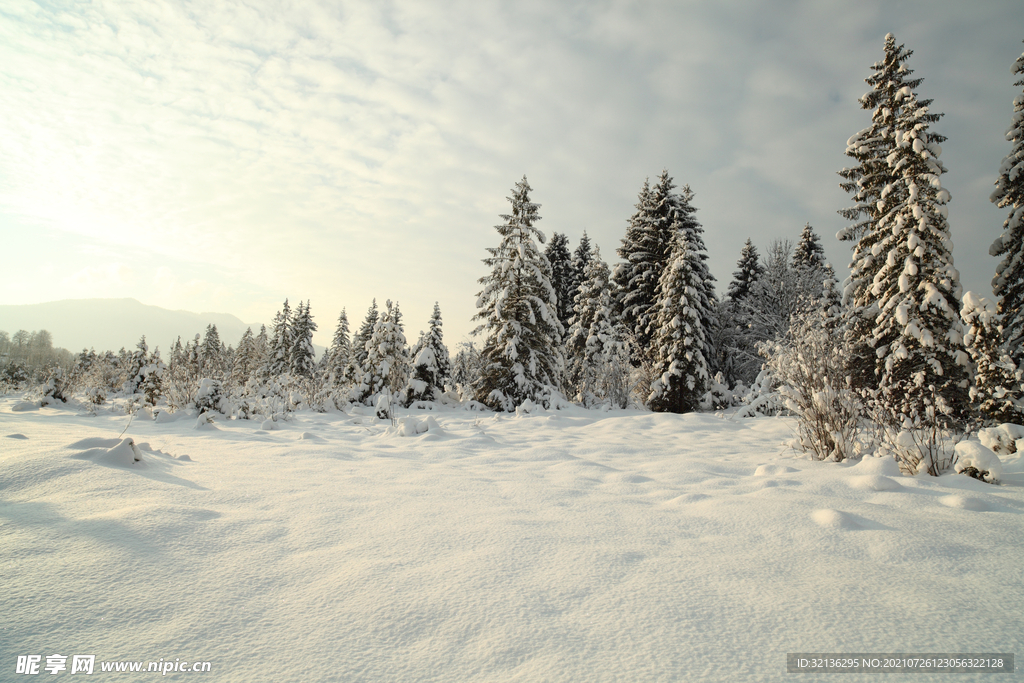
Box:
[649,233,711,413]
[569,231,593,322]
[327,309,354,389]
[544,232,575,334]
[352,300,378,372]
[990,42,1024,371]
[360,300,411,405]
[566,245,630,407]
[961,292,1024,425]
[473,176,564,411]
[792,223,827,272]
[727,239,765,303]
[231,327,257,388]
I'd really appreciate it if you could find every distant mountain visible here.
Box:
[0,298,266,355]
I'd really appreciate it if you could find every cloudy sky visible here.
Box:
[1,0,1020,347]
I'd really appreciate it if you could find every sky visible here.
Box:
[1,0,1021,348]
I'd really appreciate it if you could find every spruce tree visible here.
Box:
[473,176,564,411]
[352,300,378,372]
[290,300,317,379]
[566,245,630,407]
[361,299,411,404]
[961,292,1024,425]
[839,33,947,390]
[614,177,659,353]
[232,327,257,387]
[267,299,292,378]
[200,324,225,378]
[792,223,826,271]
[327,309,354,388]
[544,232,575,333]
[570,231,593,321]
[407,302,451,403]
[727,239,765,303]
[990,42,1024,370]
[858,50,971,437]
[649,233,710,413]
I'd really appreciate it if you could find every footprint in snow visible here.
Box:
[754,464,798,477]
[6,433,28,439]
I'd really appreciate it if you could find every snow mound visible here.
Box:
[177,454,193,461]
[194,414,218,430]
[261,419,277,430]
[954,442,1003,484]
[72,437,144,468]
[68,437,123,449]
[11,401,39,412]
[852,454,903,477]
[754,464,797,476]
[516,399,538,416]
[154,410,183,424]
[6,433,28,439]
[978,423,1024,455]
[849,475,902,492]
[811,508,862,530]
[389,416,445,438]
[299,432,320,441]
[938,495,990,512]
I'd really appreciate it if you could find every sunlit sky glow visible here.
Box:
[1,0,1020,347]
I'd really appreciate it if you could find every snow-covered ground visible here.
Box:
[2,397,1022,681]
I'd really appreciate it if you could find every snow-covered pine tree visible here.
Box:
[565,245,630,407]
[254,325,270,378]
[614,177,659,356]
[267,299,293,378]
[727,239,765,303]
[360,299,411,405]
[961,292,1024,425]
[406,302,452,403]
[544,232,575,333]
[990,42,1024,371]
[327,309,354,389]
[231,327,257,387]
[451,341,483,400]
[200,324,225,379]
[123,336,149,396]
[569,231,593,322]
[839,33,946,390]
[649,232,711,413]
[861,58,971,469]
[290,300,317,379]
[792,223,827,271]
[352,300,378,372]
[137,347,165,407]
[473,176,564,411]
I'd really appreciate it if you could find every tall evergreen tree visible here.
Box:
[267,299,293,378]
[569,231,593,320]
[473,176,564,411]
[649,233,711,413]
[727,239,765,303]
[200,324,225,378]
[254,325,270,379]
[290,300,317,379]
[614,177,659,353]
[327,309,354,388]
[990,42,1024,370]
[352,300,378,372]
[232,327,257,387]
[856,45,970,431]
[839,33,947,390]
[544,232,575,333]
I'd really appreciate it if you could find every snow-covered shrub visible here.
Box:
[953,441,1003,484]
[194,378,224,414]
[961,292,1024,425]
[700,372,733,410]
[978,423,1024,455]
[734,368,782,418]
[39,365,76,405]
[762,312,864,461]
[1,360,30,390]
[869,388,970,476]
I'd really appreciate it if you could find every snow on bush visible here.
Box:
[978,423,1024,455]
[953,441,1004,484]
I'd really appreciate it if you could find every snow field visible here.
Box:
[2,398,1023,681]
